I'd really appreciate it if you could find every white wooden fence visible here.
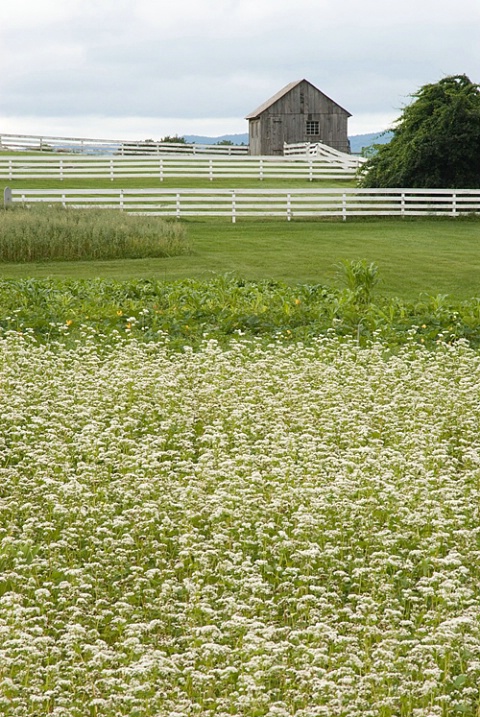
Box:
[4,187,480,223]
[0,154,360,181]
[0,132,248,155]
[0,133,363,163]
[283,141,366,168]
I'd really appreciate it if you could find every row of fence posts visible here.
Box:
[0,157,334,182]
[3,187,465,221]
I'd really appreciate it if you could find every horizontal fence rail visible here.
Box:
[283,141,366,167]
[4,187,480,222]
[0,154,360,181]
[0,132,363,162]
[0,132,248,155]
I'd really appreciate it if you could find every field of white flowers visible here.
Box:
[1,331,480,717]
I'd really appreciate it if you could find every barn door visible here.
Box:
[270,116,284,155]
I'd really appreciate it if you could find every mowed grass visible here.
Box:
[0,217,479,300]
[1,176,355,191]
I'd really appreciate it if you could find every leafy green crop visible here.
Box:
[0,271,479,350]
[1,332,480,715]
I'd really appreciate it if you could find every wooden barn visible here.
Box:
[245,79,351,155]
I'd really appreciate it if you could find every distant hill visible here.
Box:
[184,133,249,145]
[349,131,393,154]
[183,131,393,153]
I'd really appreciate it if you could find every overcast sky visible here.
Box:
[1,0,479,141]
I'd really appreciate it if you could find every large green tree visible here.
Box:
[359,74,480,188]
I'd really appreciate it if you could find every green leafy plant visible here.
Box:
[1,274,480,350]
[336,259,379,308]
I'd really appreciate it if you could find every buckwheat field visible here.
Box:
[1,331,480,716]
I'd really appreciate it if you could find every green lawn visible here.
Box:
[1,176,355,191]
[1,217,479,300]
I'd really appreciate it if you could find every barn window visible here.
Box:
[306,120,319,135]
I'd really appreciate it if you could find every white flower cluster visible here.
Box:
[0,333,480,716]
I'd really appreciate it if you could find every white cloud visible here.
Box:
[0,0,479,138]
[0,115,250,141]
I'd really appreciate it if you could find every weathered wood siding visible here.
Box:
[248,80,350,155]
[248,119,262,155]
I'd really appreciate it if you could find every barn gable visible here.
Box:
[246,79,351,155]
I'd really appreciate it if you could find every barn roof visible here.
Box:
[245,79,351,119]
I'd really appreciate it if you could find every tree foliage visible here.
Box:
[160,134,187,144]
[359,75,480,188]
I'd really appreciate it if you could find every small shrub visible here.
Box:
[0,204,190,262]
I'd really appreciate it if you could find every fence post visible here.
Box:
[60,159,64,181]
[308,160,313,182]
[176,193,181,219]
[342,193,347,221]
[452,192,457,218]
[159,159,163,182]
[110,159,114,182]
[4,187,12,208]
[231,191,236,224]
[259,159,264,181]
[120,190,124,211]
[287,193,291,221]
[8,159,13,181]
[209,159,213,181]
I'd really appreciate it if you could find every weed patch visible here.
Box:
[0,204,190,262]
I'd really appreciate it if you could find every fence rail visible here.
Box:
[4,187,480,222]
[0,154,360,181]
[283,141,366,168]
[0,132,364,164]
[0,132,248,155]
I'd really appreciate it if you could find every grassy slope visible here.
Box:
[0,218,479,300]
